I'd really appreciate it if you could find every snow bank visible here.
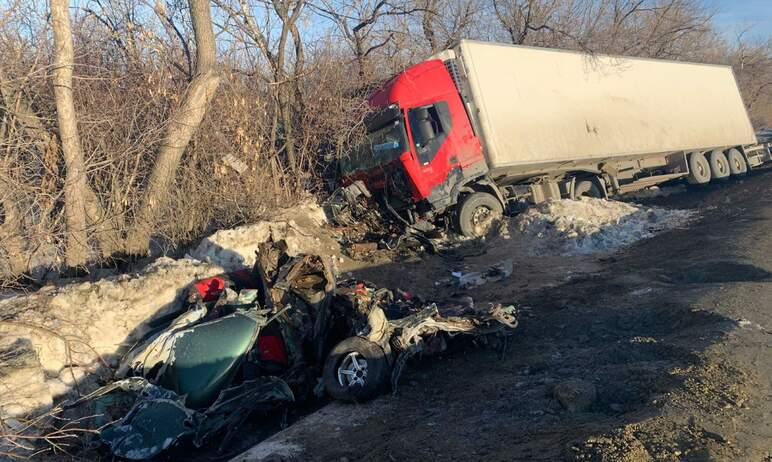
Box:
[0,257,226,420]
[0,201,340,426]
[513,198,696,255]
[191,202,338,270]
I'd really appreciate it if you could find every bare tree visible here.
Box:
[215,0,306,175]
[419,0,477,52]
[730,32,772,127]
[51,0,90,267]
[126,0,220,255]
[489,0,714,59]
[492,0,560,45]
[310,0,422,81]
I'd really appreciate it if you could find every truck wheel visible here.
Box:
[457,192,504,238]
[708,150,730,180]
[574,179,603,199]
[726,148,748,176]
[323,337,390,403]
[687,152,711,185]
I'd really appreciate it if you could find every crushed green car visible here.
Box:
[69,240,518,459]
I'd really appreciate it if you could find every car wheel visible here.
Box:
[323,337,390,402]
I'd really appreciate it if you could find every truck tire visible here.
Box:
[457,192,504,238]
[323,337,390,403]
[574,179,603,199]
[687,152,711,185]
[726,148,748,176]
[708,150,730,180]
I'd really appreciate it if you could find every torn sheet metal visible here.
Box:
[332,279,518,393]
[156,310,268,408]
[387,303,518,390]
[79,376,294,460]
[101,397,196,460]
[452,259,514,288]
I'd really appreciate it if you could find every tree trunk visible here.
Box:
[126,0,220,255]
[51,0,90,268]
[0,157,28,278]
[1,67,122,259]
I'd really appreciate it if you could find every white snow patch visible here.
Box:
[191,202,338,270]
[513,197,696,255]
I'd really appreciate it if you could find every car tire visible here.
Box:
[687,152,711,185]
[457,192,504,238]
[323,337,390,403]
[726,148,748,176]
[574,179,603,199]
[708,150,730,180]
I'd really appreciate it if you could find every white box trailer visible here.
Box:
[450,40,757,179]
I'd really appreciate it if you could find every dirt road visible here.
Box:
[235,168,772,461]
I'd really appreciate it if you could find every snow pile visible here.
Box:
[513,197,696,255]
[0,201,341,426]
[0,257,227,420]
[191,202,339,270]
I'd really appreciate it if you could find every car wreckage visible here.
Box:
[69,240,517,460]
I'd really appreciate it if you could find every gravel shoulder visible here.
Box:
[235,168,772,461]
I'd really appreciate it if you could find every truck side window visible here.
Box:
[408,102,452,164]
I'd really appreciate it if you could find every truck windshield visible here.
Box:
[340,119,408,175]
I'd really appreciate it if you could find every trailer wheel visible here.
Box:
[457,192,504,238]
[726,148,748,176]
[574,179,603,199]
[687,152,711,185]
[708,150,730,181]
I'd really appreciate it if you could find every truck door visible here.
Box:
[404,99,482,208]
[408,102,452,166]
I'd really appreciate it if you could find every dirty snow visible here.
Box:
[513,197,696,255]
[623,184,687,200]
[0,201,340,430]
[191,202,338,270]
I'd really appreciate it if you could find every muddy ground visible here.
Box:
[233,168,772,462]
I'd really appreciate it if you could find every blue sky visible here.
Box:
[709,0,772,41]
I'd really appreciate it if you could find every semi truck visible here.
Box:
[340,40,768,237]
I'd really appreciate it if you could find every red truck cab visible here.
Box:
[340,60,489,223]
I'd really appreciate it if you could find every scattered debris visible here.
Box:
[222,153,249,175]
[323,181,373,228]
[348,242,379,257]
[451,259,514,288]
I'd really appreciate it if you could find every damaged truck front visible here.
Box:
[68,242,517,460]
